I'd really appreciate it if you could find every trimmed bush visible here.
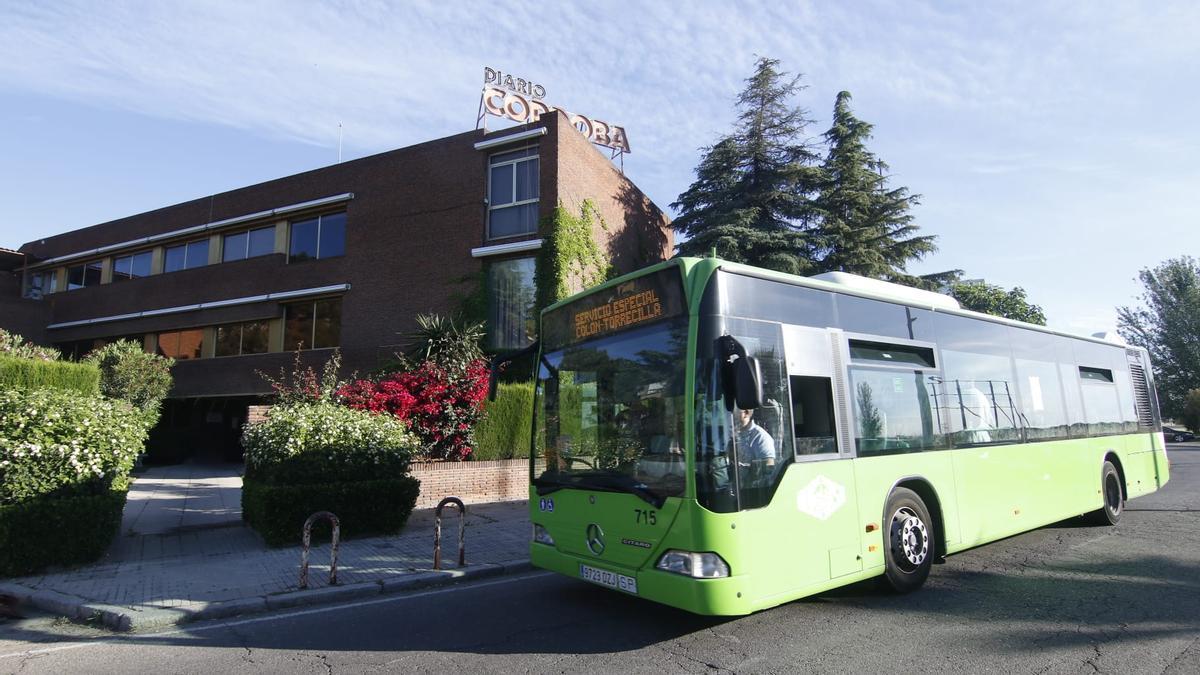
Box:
[0,480,128,576]
[474,382,534,461]
[241,476,420,547]
[1,388,146,504]
[0,356,100,396]
[241,400,423,546]
[84,340,174,427]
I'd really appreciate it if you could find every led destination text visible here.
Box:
[573,289,663,340]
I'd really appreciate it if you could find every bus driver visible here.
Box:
[736,407,776,484]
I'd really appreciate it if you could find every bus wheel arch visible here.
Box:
[1104,451,1128,502]
[892,477,947,564]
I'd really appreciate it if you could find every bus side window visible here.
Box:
[790,375,838,455]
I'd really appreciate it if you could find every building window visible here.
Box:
[284,298,342,350]
[66,261,102,290]
[487,147,539,239]
[223,226,276,263]
[289,212,346,262]
[164,239,210,273]
[113,251,153,282]
[215,320,271,357]
[156,329,204,360]
[24,271,54,298]
[487,257,536,350]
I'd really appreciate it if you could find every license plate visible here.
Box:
[579,564,638,594]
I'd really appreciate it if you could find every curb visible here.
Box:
[1,559,534,633]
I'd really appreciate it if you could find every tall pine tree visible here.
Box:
[671,58,822,274]
[813,91,957,287]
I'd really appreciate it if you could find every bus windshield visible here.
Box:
[533,318,689,505]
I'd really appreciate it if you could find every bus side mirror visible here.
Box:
[734,356,763,410]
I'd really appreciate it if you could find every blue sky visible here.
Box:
[1,1,1196,336]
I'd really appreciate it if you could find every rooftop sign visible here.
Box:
[478,67,631,154]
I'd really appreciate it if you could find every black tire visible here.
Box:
[1087,460,1124,526]
[882,487,934,593]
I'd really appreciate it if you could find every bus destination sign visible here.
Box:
[543,267,686,349]
[573,286,663,341]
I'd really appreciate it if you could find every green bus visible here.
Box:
[516,256,1169,615]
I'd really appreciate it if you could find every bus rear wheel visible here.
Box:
[882,488,934,593]
[1088,461,1124,526]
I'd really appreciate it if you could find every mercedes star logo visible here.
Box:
[585,523,606,555]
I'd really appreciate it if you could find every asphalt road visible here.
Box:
[2,445,1198,674]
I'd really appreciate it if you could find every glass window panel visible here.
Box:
[185,240,209,269]
[836,296,913,340]
[791,376,838,455]
[289,218,319,262]
[514,157,539,201]
[84,261,102,287]
[130,251,152,278]
[317,213,346,259]
[490,147,537,164]
[164,245,186,273]
[67,265,85,290]
[709,272,837,328]
[284,302,314,351]
[241,321,270,354]
[850,367,942,455]
[489,163,514,206]
[940,349,1022,445]
[47,272,58,294]
[487,258,536,350]
[247,226,275,258]
[313,298,342,348]
[849,340,935,368]
[176,329,204,359]
[223,232,248,262]
[156,332,180,358]
[488,202,538,239]
[215,325,241,357]
[113,256,133,282]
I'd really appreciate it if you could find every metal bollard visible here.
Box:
[433,497,466,570]
[299,511,341,589]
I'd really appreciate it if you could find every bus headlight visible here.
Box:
[655,550,730,578]
[532,524,556,546]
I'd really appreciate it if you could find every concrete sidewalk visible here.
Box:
[0,466,531,632]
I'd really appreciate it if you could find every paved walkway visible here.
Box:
[1,464,531,631]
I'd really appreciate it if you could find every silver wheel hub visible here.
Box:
[892,508,929,567]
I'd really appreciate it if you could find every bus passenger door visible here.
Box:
[776,326,862,592]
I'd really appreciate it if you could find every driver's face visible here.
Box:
[737,409,753,428]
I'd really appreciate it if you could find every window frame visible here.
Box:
[287,211,346,263]
[112,250,153,282]
[283,297,343,351]
[486,146,540,241]
[223,225,277,263]
[164,239,210,273]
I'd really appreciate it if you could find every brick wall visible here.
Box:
[409,459,528,509]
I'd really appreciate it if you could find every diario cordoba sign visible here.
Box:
[481,67,631,154]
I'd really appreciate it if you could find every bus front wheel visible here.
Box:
[1087,461,1124,526]
[882,488,934,593]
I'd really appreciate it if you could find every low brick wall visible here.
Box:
[410,459,528,509]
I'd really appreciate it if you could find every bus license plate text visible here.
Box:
[579,564,638,594]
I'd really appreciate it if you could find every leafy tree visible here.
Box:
[671,57,822,274]
[856,381,882,440]
[84,339,174,427]
[813,91,957,287]
[950,281,1047,325]
[1182,389,1200,433]
[1117,257,1200,418]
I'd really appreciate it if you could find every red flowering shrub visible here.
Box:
[339,358,490,460]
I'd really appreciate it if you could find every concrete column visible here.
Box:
[268,317,285,352]
[151,247,164,275]
[100,257,113,284]
[201,327,217,358]
[274,220,289,255]
[208,235,222,265]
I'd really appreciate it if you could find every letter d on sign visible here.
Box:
[484,67,497,84]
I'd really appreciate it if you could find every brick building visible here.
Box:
[2,112,672,460]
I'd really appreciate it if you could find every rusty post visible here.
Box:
[299,511,341,589]
[434,497,466,570]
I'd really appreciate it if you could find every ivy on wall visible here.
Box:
[534,200,612,313]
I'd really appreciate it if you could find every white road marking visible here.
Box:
[0,570,554,660]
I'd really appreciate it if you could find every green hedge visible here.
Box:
[474,382,534,460]
[242,476,421,547]
[0,481,128,576]
[0,356,100,396]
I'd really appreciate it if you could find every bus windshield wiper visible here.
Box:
[575,471,666,508]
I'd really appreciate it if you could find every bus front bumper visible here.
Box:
[530,543,753,616]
